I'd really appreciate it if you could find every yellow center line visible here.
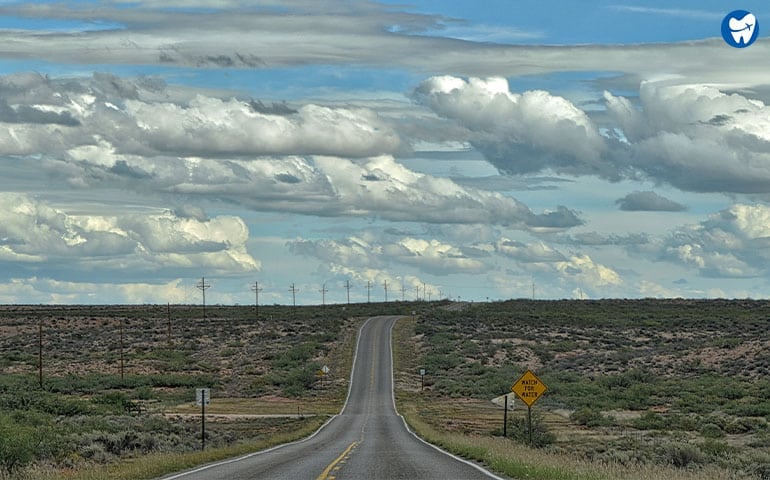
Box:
[316,441,358,480]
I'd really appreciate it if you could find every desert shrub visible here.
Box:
[267,363,320,397]
[658,442,705,468]
[632,411,668,430]
[753,465,770,480]
[699,439,736,459]
[508,412,556,448]
[723,417,767,435]
[749,431,770,448]
[570,407,614,427]
[700,423,725,439]
[0,415,36,472]
[93,391,130,412]
[270,342,319,369]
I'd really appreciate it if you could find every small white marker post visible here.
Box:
[419,368,426,391]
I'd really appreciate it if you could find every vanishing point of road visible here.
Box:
[159,316,504,480]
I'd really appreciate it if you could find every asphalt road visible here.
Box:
[159,316,503,480]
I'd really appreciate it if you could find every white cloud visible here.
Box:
[420,76,770,194]
[0,73,578,229]
[606,83,770,193]
[0,193,259,276]
[414,76,609,176]
[556,254,622,288]
[0,73,401,159]
[0,277,188,304]
[125,97,402,157]
[496,238,566,263]
[658,203,770,278]
[290,234,486,276]
[0,3,766,88]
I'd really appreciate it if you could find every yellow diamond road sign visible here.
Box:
[511,370,547,407]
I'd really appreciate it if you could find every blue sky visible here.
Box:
[0,1,769,304]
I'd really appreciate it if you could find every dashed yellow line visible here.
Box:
[316,441,358,480]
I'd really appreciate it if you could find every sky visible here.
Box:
[0,1,769,304]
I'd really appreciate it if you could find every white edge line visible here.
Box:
[388,316,507,480]
[159,316,374,480]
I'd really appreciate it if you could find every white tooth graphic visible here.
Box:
[729,13,756,44]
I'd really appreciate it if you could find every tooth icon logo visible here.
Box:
[722,10,759,48]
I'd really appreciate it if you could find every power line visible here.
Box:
[196,277,211,321]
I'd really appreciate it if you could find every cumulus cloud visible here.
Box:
[0,193,259,277]
[289,235,486,276]
[0,72,401,159]
[414,76,610,177]
[0,73,577,229]
[494,238,622,290]
[0,277,189,304]
[496,238,565,263]
[616,191,686,211]
[659,204,770,278]
[419,76,770,195]
[605,83,770,193]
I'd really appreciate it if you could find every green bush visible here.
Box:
[658,442,705,468]
[570,407,614,427]
[700,423,725,439]
[508,413,556,448]
[631,411,667,430]
[0,415,37,472]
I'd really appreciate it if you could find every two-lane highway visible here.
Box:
[160,316,503,480]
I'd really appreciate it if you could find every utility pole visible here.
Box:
[196,277,211,321]
[366,281,371,303]
[119,317,125,381]
[532,281,536,300]
[344,280,351,305]
[427,288,432,302]
[38,321,43,388]
[167,302,172,346]
[401,284,406,302]
[383,280,388,302]
[416,285,420,301]
[423,282,426,302]
[320,283,328,306]
[251,281,262,320]
[289,283,298,308]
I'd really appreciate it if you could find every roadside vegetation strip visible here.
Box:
[0,305,373,479]
[391,315,744,480]
[27,416,328,480]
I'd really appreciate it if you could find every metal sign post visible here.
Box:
[490,393,515,438]
[419,368,425,391]
[196,388,210,450]
[511,370,548,445]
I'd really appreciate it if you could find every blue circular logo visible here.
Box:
[722,10,759,48]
